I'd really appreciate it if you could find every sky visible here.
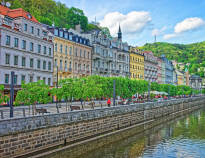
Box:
[58,0,205,46]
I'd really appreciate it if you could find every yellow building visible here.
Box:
[176,70,185,85]
[129,47,145,80]
[48,27,92,86]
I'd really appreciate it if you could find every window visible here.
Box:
[5,74,9,84]
[29,76,33,82]
[75,63,77,70]
[22,57,26,67]
[60,44,63,53]
[60,31,63,37]
[14,38,19,47]
[75,48,77,56]
[38,45,41,53]
[54,29,58,36]
[69,61,72,69]
[48,78,51,86]
[65,60,67,71]
[31,26,34,34]
[69,47,72,55]
[30,58,33,68]
[37,29,40,36]
[48,62,51,70]
[14,75,17,85]
[6,35,10,45]
[54,59,57,67]
[65,33,68,39]
[24,24,27,31]
[30,42,34,51]
[21,75,25,82]
[43,46,46,54]
[49,48,51,56]
[55,43,57,52]
[80,49,82,57]
[5,54,10,64]
[84,50,86,58]
[43,77,46,84]
[37,60,41,69]
[88,52,90,59]
[43,61,46,70]
[22,40,26,49]
[37,76,41,81]
[14,56,18,66]
[60,60,62,70]
[65,46,68,55]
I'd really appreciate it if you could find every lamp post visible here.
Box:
[10,71,14,118]
[56,66,59,113]
[113,79,116,106]
[148,81,150,101]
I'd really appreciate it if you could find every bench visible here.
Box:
[88,102,95,109]
[70,105,80,111]
[36,108,49,115]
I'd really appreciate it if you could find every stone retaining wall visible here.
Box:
[0,97,204,158]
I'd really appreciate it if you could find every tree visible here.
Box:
[0,85,9,104]
[15,81,52,115]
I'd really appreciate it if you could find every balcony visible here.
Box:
[0,17,22,31]
[93,53,101,60]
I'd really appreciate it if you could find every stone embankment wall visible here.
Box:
[0,97,205,158]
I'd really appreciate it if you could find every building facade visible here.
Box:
[161,55,174,84]
[129,47,144,80]
[144,51,158,82]
[47,26,92,85]
[86,26,129,77]
[0,6,53,95]
[189,75,202,91]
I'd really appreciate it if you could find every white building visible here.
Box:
[0,5,53,93]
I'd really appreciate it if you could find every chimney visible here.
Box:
[75,24,82,33]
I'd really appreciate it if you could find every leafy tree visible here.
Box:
[0,85,9,104]
[15,81,52,115]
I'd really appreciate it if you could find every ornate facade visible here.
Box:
[129,47,144,80]
[0,5,53,94]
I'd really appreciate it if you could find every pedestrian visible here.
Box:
[107,98,111,107]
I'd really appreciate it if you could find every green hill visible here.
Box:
[3,0,100,31]
[140,42,205,77]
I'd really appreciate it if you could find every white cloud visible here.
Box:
[174,17,205,33]
[163,33,178,40]
[100,11,151,36]
[163,17,205,40]
[151,26,167,36]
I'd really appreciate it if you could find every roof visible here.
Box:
[190,75,201,79]
[0,5,39,23]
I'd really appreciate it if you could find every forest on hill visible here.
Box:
[140,42,205,77]
[2,0,101,31]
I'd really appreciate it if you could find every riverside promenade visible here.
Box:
[0,96,204,158]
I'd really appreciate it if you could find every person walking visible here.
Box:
[107,98,111,107]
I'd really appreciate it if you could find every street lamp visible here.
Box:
[113,79,116,106]
[56,66,59,113]
[148,81,150,101]
[10,71,14,118]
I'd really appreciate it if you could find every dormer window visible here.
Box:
[27,14,32,19]
[80,38,82,43]
[69,35,72,40]
[65,32,68,39]
[54,29,58,36]
[60,31,63,37]
[76,37,78,42]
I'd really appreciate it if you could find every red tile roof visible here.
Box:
[0,5,39,23]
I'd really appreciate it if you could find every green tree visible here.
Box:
[0,85,9,104]
[15,81,52,115]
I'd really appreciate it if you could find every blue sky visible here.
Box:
[58,0,205,46]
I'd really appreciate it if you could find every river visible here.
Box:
[48,108,205,158]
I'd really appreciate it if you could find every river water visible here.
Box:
[48,108,205,158]
[78,109,205,158]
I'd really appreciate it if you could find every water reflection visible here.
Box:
[78,109,205,158]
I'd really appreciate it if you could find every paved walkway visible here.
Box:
[0,100,115,119]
